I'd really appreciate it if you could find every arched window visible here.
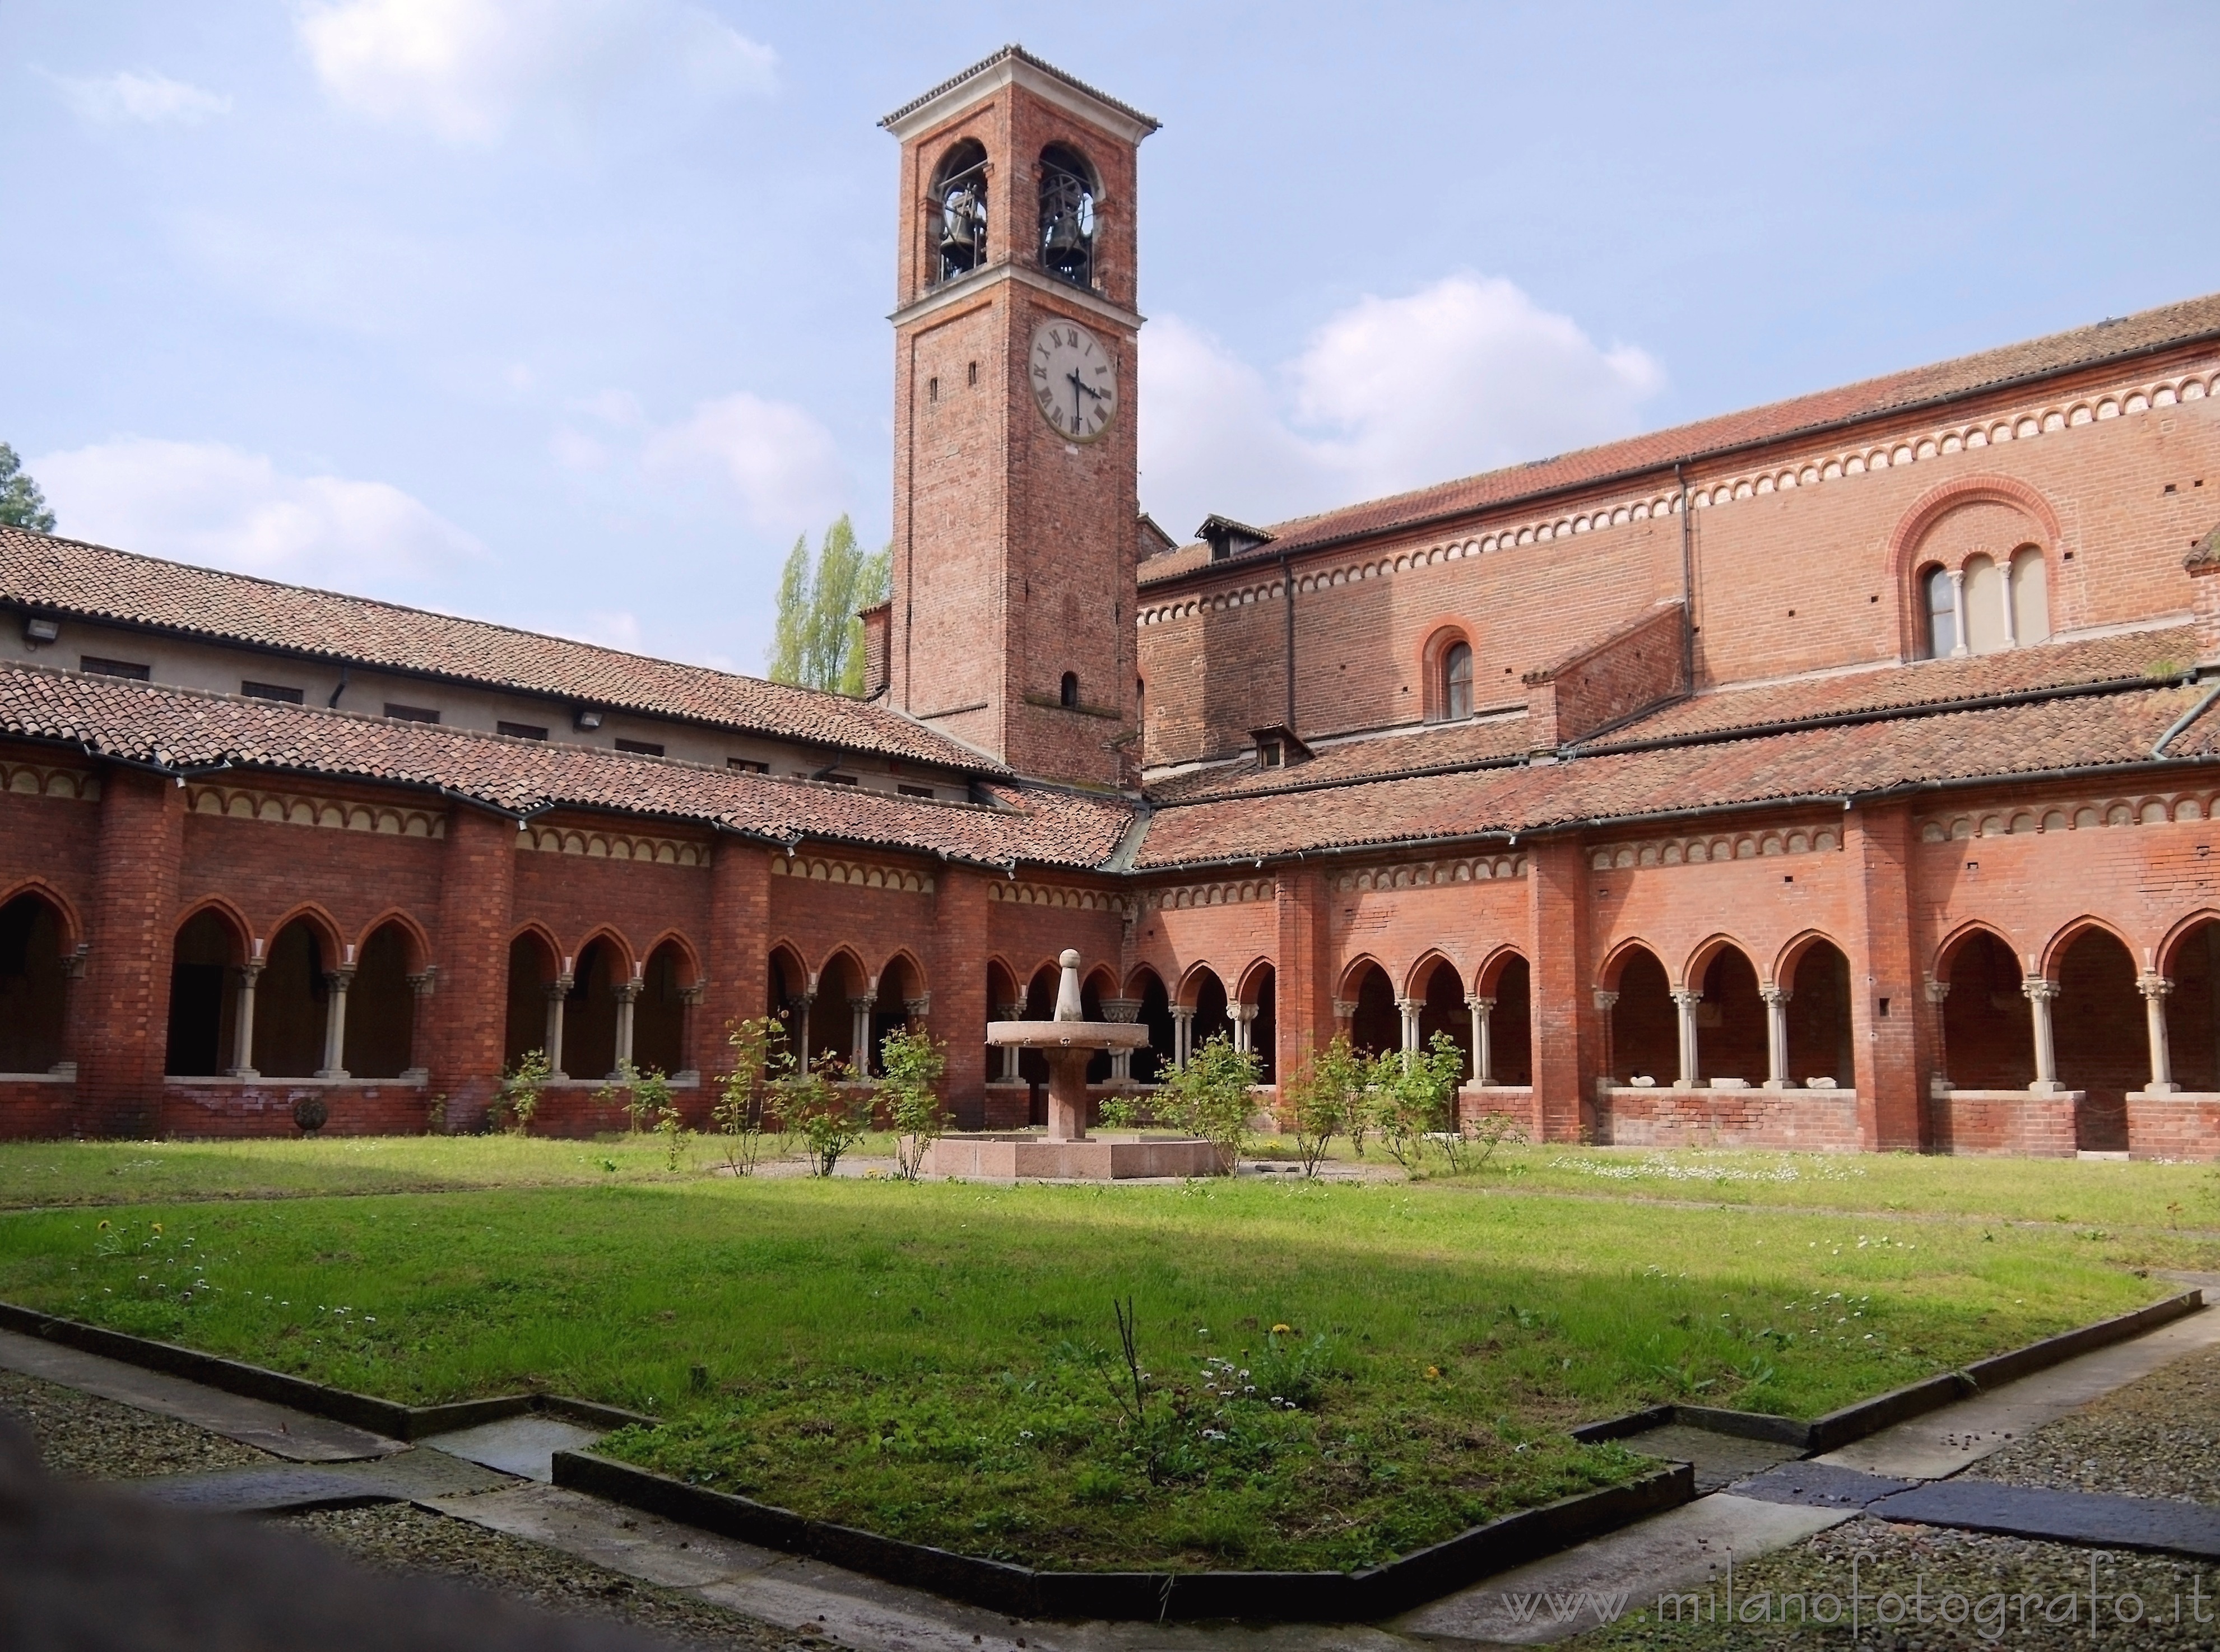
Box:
[1963,555,2005,654]
[1921,565,1957,659]
[2010,545,2050,644]
[932,140,988,285]
[1060,671,1079,708]
[1442,641,1473,719]
[1037,144,1096,288]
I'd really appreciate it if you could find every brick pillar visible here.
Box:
[1526,837,1593,1142]
[427,806,515,1127]
[704,836,770,1116]
[1274,866,1334,1089]
[932,868,991,1129]
[76,766,184,1138]
[1845,802,1925,1149]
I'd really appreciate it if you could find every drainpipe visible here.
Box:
[1675,462,1695,691]
[327,666,350,709]
[1280,551,1297,732]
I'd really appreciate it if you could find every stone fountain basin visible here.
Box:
[984,1022,1153,1049]
[926,1132,1224,1181]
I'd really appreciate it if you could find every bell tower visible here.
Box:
[881,48,1156,788]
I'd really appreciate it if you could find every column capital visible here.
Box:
[1170,1004,1195,1022]
[615,979,645,1004]
[998,1001,1026,1021]
[848,993,877,1012]
[678,983,707,1006]
[1229,1003,1258,1024]
[1331,999,1356,1022]
[324,966,357,992]
[2022,978,2061,1003]
[63,943,90,981]
[547,975,574,1000]
[238,958,266,984]
[1469,996,1496,1015]
[1591,989,1619,1012]
[1759,985,1792,1007]
[2139,974,2176,1000]
[407,966,438,999]
[1670,989,1704,1009]
[1394,997,1421,1015]
[787,990,815,1012]
[1924,977,1950,1004]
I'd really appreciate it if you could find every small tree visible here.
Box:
[765,516,893,695]
[1157,1034,1261,1173]
[1362,1033,1466,1173]
[713,1016,786,1175]
[0,444,56,533]
[1283,1035,1362,1177]
[877,1027,948,1181]
[779,1053,870,1177]
[498,1049,551,1135]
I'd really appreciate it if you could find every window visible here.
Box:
[821,772,858,786]
[2010,546,2051,644]
[1258,739,1284,769]
[1962,555,2005,653]
[384,703,439,723]
[1038,144,1097,288]
[1921,565,1957,659]
[931,140,988,285]
[81,656,150,681]
[967,361,979,387]
[497,720,548,741]
[615,737,665,757]
[1060,671,1079,709]
[899,784,934,799]
[1442,641,1474,719]
[928,376,939,403]
[727,757,768,774]
[241,681,303,704]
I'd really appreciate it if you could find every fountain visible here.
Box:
[923,950,1225,1180]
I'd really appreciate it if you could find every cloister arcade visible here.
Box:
[1601,936,1855,1091]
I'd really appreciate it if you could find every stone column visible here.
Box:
[2023,978,2061,1093]
[229,956,265,1079]
[786,991,815,1065]
[1103,997,1139,1080]
[1171,1005,1195,1070]
[2139,974,2177,1095]
[1925,978,1952,1096]
[1230,1003,1257,1054]
[401,969,436,1083]
[677,983,705,1082]
[849,994,876,1076]
[1395,997,1421,1068]
[1591,990,1618,1089]
[545,974,573,1079]
[1761,985,1791,1089]
[612,976,643,1078]
[1947,567,1969,657]
[1469,996,1496,1086]
[53,945,89,1079]
[1671,989,1702,1089]
[315,964,355,1079]
[998,1000,1026,1079]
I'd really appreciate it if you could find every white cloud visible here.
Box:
[32,438,481,593]
[641,392,847,536]
[1140,274,1663,541]
[295,0,776,143]
[47,69,233,126]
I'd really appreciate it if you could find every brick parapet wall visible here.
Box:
[1524,602,1687,750]
[1929,1089,2082,1156]
[2126,1093,2220,1160]
[0,1078,78,1141]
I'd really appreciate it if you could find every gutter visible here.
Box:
[2153,676,2220,756]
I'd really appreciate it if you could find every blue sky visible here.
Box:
[6,2,2217,674]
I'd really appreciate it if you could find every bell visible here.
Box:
[1042,210,1085,255]
[940,188,981,253]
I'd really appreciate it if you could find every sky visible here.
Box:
[6,2,2218,676]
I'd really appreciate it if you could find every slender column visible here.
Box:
[1947,568,1969,657]
[997,1000,1025,1078]
[677,983,705,1081]
[401,969,435,1083]
[1171,1005,1195,1070]
[1671,989,1702,1088]
[786,991,816,1065]
[2023,978,2061,1092]
[1395,996,1421,1068]
[229,956,265,1078]
[612,976,643,1077]
[1925,978,1952,1096]
[53,945,89,1079]
[1761,985,1791,1089]
[2139,974,2177,1095]
[545,974,573,1079]
[1103,997,1139,1081]
[315,964,355,1079]
[1229,1003,1257,1054]
[849,994,876,1076]
[1591,989,1618,1090]
[2000,560,2018,647]
[1469,996,1495,1086]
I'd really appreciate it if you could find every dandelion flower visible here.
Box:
[1271,1323,1292,1334]
[97,1220,111,1231]
[1424,1365,1441,1379]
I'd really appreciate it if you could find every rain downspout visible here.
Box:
[1675,462,1694,690]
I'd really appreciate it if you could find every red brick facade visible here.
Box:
[6,50,2220,1160]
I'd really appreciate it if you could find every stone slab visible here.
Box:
[418,1414,605,1483]
[1870,1479,2220,1559]
[133,1467,402,1515]
[1614,1423,1802,1494]
[0,1327,402,1462]
[1815,1304,2220,1479]
[1726,1462,1921,1510]
[926,1135,1223,1180]
[1389,1493,1853,1645]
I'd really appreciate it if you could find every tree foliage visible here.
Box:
[1157,1034,1261,1172]
[876,1027,949,1180]
[767,515,891,695]
[0,445,56,533]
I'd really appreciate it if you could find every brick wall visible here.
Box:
[1524,601,1687,750]
[1601,1085,1863,1151]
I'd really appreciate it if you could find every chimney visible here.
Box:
[858,600,890,698]
[2187,524,2220,661]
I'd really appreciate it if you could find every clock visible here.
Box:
[1028,317,1118,441]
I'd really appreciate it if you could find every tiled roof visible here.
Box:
[1587,627,2200,751]
[1135,679,2220,868]
[0,663,1130,870]
[1141,290,2220,585]
[879,44,1160,132]
[0,527,997,774]
[1144,712,1534,803]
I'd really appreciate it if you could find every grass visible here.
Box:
[0,1135,2202,1573]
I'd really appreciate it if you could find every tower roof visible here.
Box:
[880,44,1160,142]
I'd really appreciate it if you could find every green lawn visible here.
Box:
[0,1136,2201,1572]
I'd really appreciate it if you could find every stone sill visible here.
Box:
[2128,1088,2220,1102]
[0,1070,77,1085]
[1938,1087,2087,1101]
[538,1075,701,1090]
[164,1075,428,1089]
[1604,1083,1855,1099]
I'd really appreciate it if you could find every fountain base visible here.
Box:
[924,1132,1224,1181]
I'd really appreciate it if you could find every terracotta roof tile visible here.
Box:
[1144,712,1532,802]
[1141,291,2220,585]
[1135,681,2217,868]
[0,527,996,774]
[0,663,1128,869]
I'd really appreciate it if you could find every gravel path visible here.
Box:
[287,1505,824,1652]
[1963,1341,2220,1505]
[0,1366,273,1479]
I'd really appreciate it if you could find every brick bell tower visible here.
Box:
[880,48,1156,789]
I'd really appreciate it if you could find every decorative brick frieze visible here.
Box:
[1,760,100,802]
[1591,826,1842,871]
[1920,791,2220,841]
[1332,855,1525,894]
[991,879,1128,912]
[1139,878,1271,911]
[188,784,445,840]
[771,853,933,895]
[524,825,710,867]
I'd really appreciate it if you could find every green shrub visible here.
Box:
[1157,1035,1260,1172]
[713,1016,785,1175]
[877,1027,949,1181]
[496,1049,551,1135]
[780,1055,869,1177]
[1282,1036,1360,1176]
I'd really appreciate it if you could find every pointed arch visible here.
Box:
[2037,914,2138,983]
[166,903,250,1077]
[2158,909,2220,980]
[1402,949,1462,999]
[175,896,254,958]
[266,902,346,960]
[0,883,74,1075]
[634,934,700,1078]
[642,930,703,986]
[1122,961,1167,1000]
[573,925,638,982]
[1682,932,1755,993]
[1177,960,1224,1009]
[1337,953,1390,1002]
[347,916,423,1080]
[1233,956,1276,1006]
[504,926,563,1070]
[1772,928,1847,989]
[0,878,83,953]
[1472,944,1526,997]
[352,908,431,973]
[878,946,929,997]
[1597,937,1664,992]
[1933,919,2021,984]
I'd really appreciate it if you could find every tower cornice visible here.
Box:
[889,260,1145,334]
[880,44,1160,145]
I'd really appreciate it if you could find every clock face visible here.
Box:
[1029,317,1118,442]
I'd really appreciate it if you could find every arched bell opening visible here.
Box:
[932,138,988,285]
[345,921,418,1079]
[254,918,332,1080]
[1608,948,1675,1085]
[0,892,70,1074]
[1037,142,1097,289]
[2052,928,2140,1152]
[166,909,244,1077]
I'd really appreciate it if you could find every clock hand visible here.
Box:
[1068,369,1083,430]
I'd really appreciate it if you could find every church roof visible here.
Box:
[879,45,1160,135]
[1141,290,2220,585]
[0,660,1127,871]
[0,527,999,775]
